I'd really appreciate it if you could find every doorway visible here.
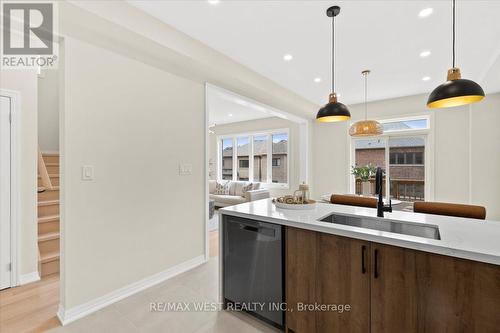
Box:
[204,83,310,260]
[0,90,19,290]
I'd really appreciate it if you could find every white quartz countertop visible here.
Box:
[220,199,500,266]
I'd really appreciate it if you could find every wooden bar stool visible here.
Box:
[330,194,377,208]
[413,201,486,220]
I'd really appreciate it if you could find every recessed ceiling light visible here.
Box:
[314,77,322,83]
[207,0,220,5]
[418,8,433,18]
[283,54,293,62]
[422,76,431,81]
[228,113,233,117]
[420,50,431,58]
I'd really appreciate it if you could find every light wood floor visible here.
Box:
[0,274,60,333]
[209,229,219,258]
[0,231,220,333]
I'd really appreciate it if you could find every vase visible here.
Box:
[361,181,371,196]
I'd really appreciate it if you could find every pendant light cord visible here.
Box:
[331,14,335,93]
[452,0,456,68]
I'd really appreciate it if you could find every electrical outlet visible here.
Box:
[81,165,94,181]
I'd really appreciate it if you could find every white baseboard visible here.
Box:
[57,255,206,326]
[19,271,41,285]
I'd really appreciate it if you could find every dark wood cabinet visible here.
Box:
[286,227,317,333]
[370,243,418,333]
[286,228,370,333]
[286,227,500,333]
[316,233,371,333]
[414,251,500,332]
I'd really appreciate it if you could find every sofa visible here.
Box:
[209,180,270,207]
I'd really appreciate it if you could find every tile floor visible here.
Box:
[48,257,280,333]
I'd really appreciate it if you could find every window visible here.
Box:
[351,116,430,207]
[353,138,387,197]
[272,133,288,183]
[389,137,425,202]
[381,117,429,133]
[253,135,267,182]
[390,151,424,165]
[221,138,233,180]
[218,130,288,186]
[236,137,249,180]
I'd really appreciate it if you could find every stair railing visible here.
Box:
[38,147,53,190]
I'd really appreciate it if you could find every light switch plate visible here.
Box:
[179,163,192,176]
[81,165,94,181]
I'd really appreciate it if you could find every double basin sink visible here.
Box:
[320,213,441,240]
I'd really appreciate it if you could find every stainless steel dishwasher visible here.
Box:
[222,215,284,329]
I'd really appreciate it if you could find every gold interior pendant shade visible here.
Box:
[426,0,485,108]
[316,6,351,123]
[349,70,383,137]
[427,68,484,108]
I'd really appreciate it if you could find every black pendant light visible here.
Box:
[427,0,484,109]
[316,6,351,122]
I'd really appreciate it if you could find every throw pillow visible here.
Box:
[241,183,254,196]
[215,181,230,195]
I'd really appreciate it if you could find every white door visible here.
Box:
[0,95,12,290]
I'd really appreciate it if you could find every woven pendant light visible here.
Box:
[349,70,383,137]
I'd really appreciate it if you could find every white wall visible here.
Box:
[470,93,500,220]
[0,70,39,276]
[61,37,205,308]
[209,117,300,197]
[312,92,500,220]
[38,69,59,152]
[57,0,316,314]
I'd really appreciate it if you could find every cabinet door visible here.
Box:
[370,243,418,333]
[286,227,317,333]
[415,251,500,332]
[317,234,371,333]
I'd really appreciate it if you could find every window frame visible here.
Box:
[217,128,289,188]
[349,115,433,202]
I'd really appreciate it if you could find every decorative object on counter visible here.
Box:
[273,182,316,210]
[349,70,383,137]
[294,182,311,204]
[427,0,484,109]
[351,164,377,196]
[316,5,351,122]
[414,201,486,220]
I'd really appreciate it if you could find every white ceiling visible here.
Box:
[129,0,500,105]
[207,85,276,125]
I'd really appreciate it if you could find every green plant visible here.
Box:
[351,164,377,182]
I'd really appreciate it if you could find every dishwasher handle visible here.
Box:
[238,222,278,238]
[241,225,259,233]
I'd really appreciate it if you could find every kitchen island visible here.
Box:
[219,198,500,333]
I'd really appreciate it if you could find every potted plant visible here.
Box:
[351,164,377,196]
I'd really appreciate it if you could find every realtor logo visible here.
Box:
[1,2,58,68]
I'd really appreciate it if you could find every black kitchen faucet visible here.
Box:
[375,167,392,217]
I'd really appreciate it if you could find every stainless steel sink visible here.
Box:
[320,214,441,240]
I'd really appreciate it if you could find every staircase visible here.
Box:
[37,153,60,277]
